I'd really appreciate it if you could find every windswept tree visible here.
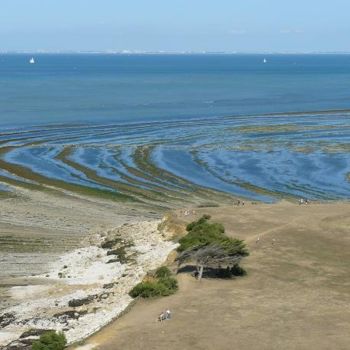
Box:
[176,215,249,280]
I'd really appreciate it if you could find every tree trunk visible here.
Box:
[176,262,181,274]
[198,264,204,281]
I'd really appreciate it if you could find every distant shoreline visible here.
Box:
[3,51,350,55]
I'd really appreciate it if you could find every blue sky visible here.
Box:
[0,0,349,52]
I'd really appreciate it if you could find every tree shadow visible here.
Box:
[177,264,246,279]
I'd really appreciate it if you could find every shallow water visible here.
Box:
[1,54,350,201]
[1,112,350,202]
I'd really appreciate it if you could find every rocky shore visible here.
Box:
[0,220,177,349]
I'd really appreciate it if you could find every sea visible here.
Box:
[1,53,350,201]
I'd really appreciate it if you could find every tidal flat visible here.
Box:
[1,110,350,348]
[1,111,350,202]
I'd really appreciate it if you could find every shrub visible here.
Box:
[129,275,178,298]
[129,281,166,298]
[32,331,67,350]
[158,277,178,293]
[155,266,172,278]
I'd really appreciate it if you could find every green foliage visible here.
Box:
[129,266,175,299]
[129,281,164,298]
[32,331,67,350]
[185,214,213,232]
[178,215,248,257]
[158,277,178,291]
[155,266,172,278]
[129,275,178,298]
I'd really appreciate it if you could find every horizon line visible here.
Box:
[2,50,350,55]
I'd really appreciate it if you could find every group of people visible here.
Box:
[181,209,196,216]
[158,309,172,322]
[299,198,310,205]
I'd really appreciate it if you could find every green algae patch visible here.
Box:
[0,149,133,203]
[0,188,16,199]
[230,124,299,134]
[56,146,181,206]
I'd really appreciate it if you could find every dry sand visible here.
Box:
[75,201,350,350]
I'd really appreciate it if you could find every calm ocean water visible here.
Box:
[1,54,350,127]
[1,54,350,201]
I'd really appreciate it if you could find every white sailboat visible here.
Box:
[29,57,35,64]
[263,58,267,64]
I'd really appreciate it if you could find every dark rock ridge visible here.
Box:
[101,237,122,249]
[68,295,97,308]
[53,310,88,322]
[20,329,52,338]
[0,312,15,328]
[5,329,53,350]
[103,282,115,289]
[68,291,113,308]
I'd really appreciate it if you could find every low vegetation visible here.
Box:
[131,215,248,297]
[129,266,178,298]
[176,215,249,280]
[155,265,172,278]
[32,331,67,350]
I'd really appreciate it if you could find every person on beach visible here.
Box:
[158,310,172,321]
